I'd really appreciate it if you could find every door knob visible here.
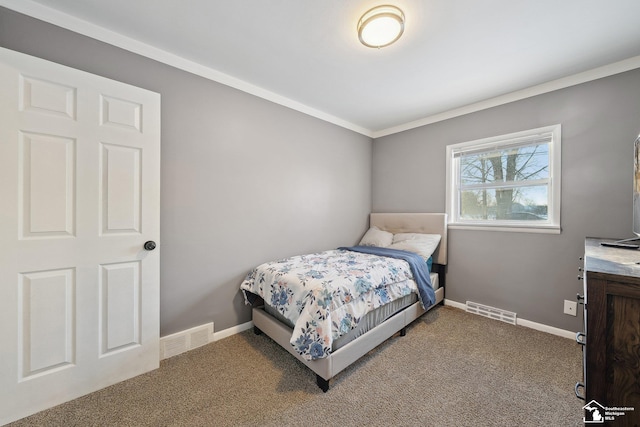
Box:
[143,241,157,251]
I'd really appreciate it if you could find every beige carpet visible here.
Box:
[9,306,584,427]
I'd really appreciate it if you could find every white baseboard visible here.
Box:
[159,321,255,360]
[160,301,575,361]
[444,298,575,340]
[444,299,467,311]
[516,318,575,339]
[213,321,253,341]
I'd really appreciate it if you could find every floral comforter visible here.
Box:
[240,248,431,360]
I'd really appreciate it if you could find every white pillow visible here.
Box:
[392,232,440,243]
[389,233,441,259]
[359,226,393,247]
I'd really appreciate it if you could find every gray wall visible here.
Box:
[3,7,639,337]
[374,69,640,331]
[0,8,373,335]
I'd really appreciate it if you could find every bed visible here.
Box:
[240,213,448,391]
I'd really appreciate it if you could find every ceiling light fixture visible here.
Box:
[357,5,405,48]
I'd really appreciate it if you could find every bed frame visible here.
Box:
[251,213,448,392]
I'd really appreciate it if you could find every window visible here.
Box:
[446,124,561,233]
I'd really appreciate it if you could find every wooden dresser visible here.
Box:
[580,238,640,426]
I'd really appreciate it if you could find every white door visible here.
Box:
[0,47,161,425]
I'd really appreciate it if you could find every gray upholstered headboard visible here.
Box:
[369,213,448,265]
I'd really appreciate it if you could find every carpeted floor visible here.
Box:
[9,306,585,426]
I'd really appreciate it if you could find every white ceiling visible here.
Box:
[4,0,640,137]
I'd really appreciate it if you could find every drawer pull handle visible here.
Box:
[575,382,585,400]
[576,332,586,346]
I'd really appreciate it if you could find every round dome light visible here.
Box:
[357,5,405,48]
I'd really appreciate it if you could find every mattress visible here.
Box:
[264,271,439,351]
[241,247,436,360]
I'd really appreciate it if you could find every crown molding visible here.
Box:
[3,0,639,140]
[372,55,640,138]
[0,0,373,137]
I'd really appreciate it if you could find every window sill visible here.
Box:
[448,223,561,234]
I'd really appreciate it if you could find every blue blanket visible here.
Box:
[339,246,436,309]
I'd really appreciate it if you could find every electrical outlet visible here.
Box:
[564,299,577,316]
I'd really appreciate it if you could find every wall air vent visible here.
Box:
[160,323,214,360]
[465,301,517,325]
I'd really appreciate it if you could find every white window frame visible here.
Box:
[446,124,561,233]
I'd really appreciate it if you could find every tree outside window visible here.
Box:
[459,143,549,220]
[446,125,561,233]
